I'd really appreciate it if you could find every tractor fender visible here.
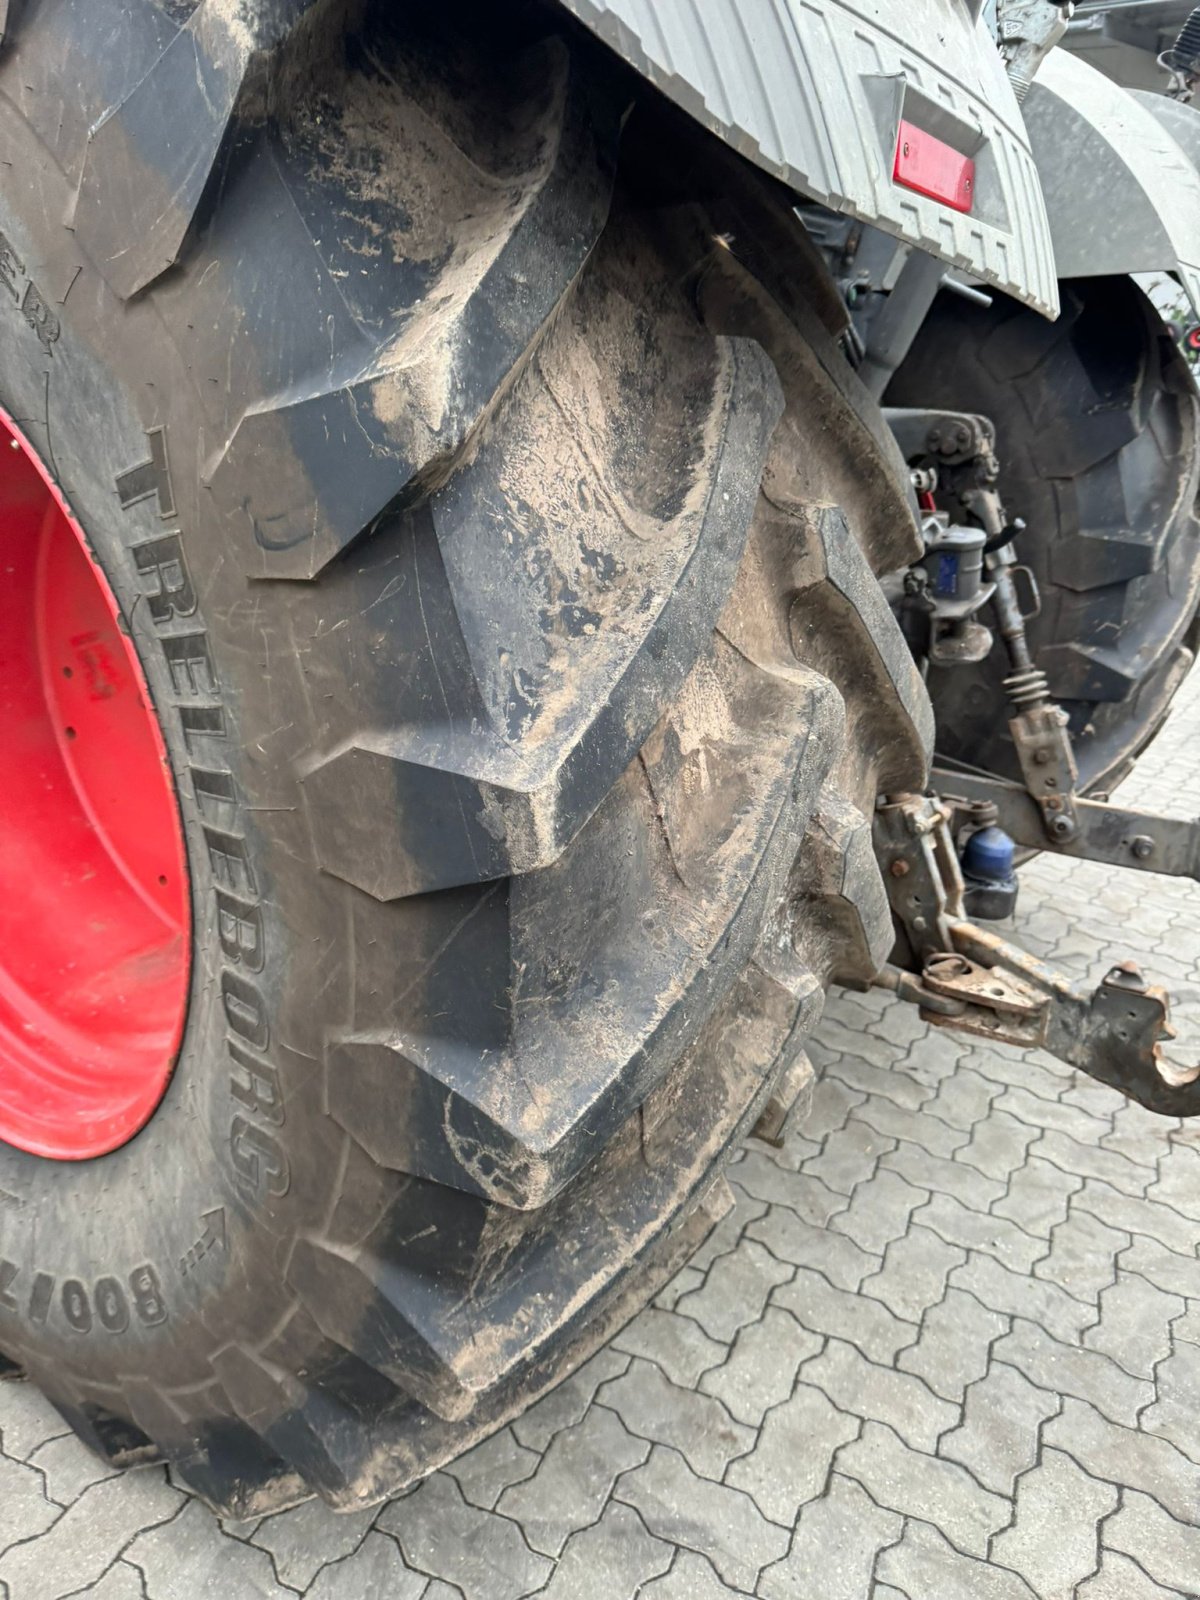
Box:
[553,0,1059,318]
[1023,50,1200,314]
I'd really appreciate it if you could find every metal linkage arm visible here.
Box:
[934,767,1200,883]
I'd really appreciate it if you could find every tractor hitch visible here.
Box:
[873,794,1199,1116]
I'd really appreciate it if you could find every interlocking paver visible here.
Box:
[839,1421,1011,1557]
[0,1470,183,1600]
[697,1307,820,1426]
[380,1474,553,1599]
[860,1225,966,1323]
[897,1287,1007,1401]
[249,1497,375,1588]
[5,665,1200,1599]
[673,1241,791,1344]
[1105,1489,1200,1595]
[802,1120,894,1196]
[773,1266,917,1363]
[1076,1551,1181,1600]
[940,1362,1059,1495]
[495,1403,648,1557]
[802,1338,958,1451]
[827,1168,927,1256]
[304,1531,427,1600]
[989,1449,1118,1597]
[1084,1272,1182,1379]
[597,1360,753,1481]
[950,1250,1094,1343]
[992,1319,1154,1427]
[757,1474,901,1600]
[876,1519,1038,1600]
[126,1498,302,1599]
[747,1207,881,1291]
[534,1502,673,1600]
[724,1381,858,1527]
[615,1446,789,1591]
[1044,1399,1200,1522]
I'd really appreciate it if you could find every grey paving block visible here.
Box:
[746,1208,881,1292]
[876,1518,1039,1600]
[859,1225,967,1324]
[1044,1399,1200,1522]
[939,1360,1059,1496]
[25,1431,119,1509]
[827,1168,927,1257]
[801,1121,894,1197]
[757,1474,900,1600]
[773,1266,917,1363]
[817,1023,917,1086]
[125,1497,291,1600]
[72,1563,147,1600]
[1074,1179,1200,1257]
[442,1425,540,1512]
[534,1501,674,1600]
[1076,1551,1181,1600]
[1119,1235,1200,1301]
[915,1194,1047,1273]
[797,1077,864,1143]
[1104,1101,1175,1168]
[993,1319,1154,1427]
[1084,1271,1183,1379]
[954,1110,1040,1182]
[381,1474,554,1599]
[924,1065,1001,1132]
[611,1306,727,1390]
[992,1155,1082,1239]
[897,1287,1007,1402]
[839,1422,1010,1557]
[1151,1143,1200,1219]
[304,1531,427,1600]
[1035,1209,1128,1302]
[801,1338,958,1451]
[1037,1128,1154,1198]
[698,1307,821,1427]
[880,1143,1006,1210]
[950,1250,1094,1343]
[510,1346,629,1454]
[653,1264,704,1313]
[688,1193,766,1274]
[596,1359,753,1481]
[852,1094,971,1159]
[495,1403,648,1558]
[1104,1488,1200,1595]
[990,1448,1118,1597]
[0,1385,69,1463]
[724,1381,859,1527]
[615,1446,789,1592]
[1140,1342,1200,1461]
[637,1549,750,1598]
[993,1086,1110,1143]
[0,1469,183,1600]
[673,1241,791,1344]
[0,1454,59,1552]
[730,1152,847,1225]
[249,1495,375,1588]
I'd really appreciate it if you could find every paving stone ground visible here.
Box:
[3,673,1199,1600]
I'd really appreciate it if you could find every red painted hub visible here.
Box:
[0,409,189,1159]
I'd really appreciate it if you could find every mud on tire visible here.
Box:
[0,0,929,1513]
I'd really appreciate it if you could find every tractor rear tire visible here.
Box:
[0,0,930,1515]
[890,276,1200,791]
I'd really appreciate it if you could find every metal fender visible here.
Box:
[554,0,1059,318]
[1024,50,1200,313]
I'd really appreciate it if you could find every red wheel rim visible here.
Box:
[0,408,189,1159]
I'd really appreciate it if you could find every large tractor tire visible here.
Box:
[890,276,1200,790]
[0,0,930,1515]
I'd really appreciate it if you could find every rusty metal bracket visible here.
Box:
[874,793,1200,1116]
[933,767,1200,884]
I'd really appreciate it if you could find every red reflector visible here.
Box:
[894,120,975,214]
